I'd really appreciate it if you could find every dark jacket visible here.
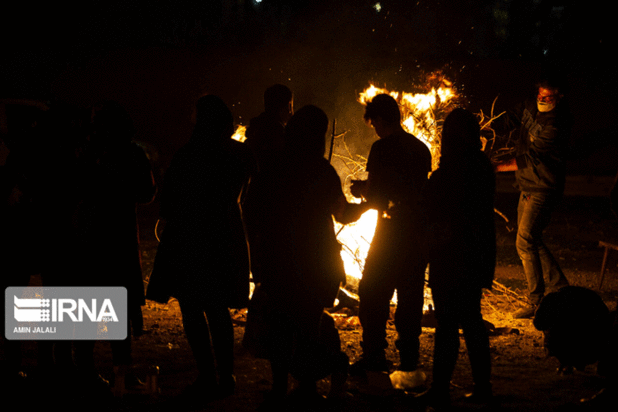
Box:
[514,99,569,194]
[423,150,496,291]
[244,154,345,309]
[366,129,432,215]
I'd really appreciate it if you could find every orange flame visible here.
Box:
[231,125,247,142]
[358,79,457,170]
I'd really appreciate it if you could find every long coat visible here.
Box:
[423,150,496,291]
[147,134,253,308]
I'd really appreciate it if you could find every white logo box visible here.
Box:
[5,287,128,340]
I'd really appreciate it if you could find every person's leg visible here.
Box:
[328,351,349,398]
[430,287,460,395]
[357,245,394,370]
[111,322,132,367]
[459,290,492,398]
[177,296,217,387]
[516,192,547,306]
[203,304,235,392]
[264,305,293,400]
[394,258,426,371]
[536,194,569,292]
[517,192,568,309]
[357,274,393,370]
[111,320,138,394]
[357,219,389,357]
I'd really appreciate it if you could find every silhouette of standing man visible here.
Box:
[350,94,431,375]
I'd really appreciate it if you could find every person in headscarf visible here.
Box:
[147,95,253,403]
[423,108,496,408]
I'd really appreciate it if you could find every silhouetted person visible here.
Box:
[422,108,496,408]
[495,77,570,318]
[36,105,88,383]
[71,100,156,392]
[244,84,293,174]
[244,105,361,407]
[1,103,88,394]
[0,103,51,388]
[146,95,253,405]
[242,84,293,285]
[349,94,431,375]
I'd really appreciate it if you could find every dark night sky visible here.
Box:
[2,0,616,174]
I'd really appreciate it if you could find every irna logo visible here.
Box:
[13,296,119,322]
[5,287,128,340]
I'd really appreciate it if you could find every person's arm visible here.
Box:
[332,194,372,224]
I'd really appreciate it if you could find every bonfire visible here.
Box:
[233,72,506,310]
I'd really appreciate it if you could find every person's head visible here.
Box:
[440,108,481,158]
[194,95,234,141]
[284,105,328,159]
[536,78,564,113]
[264,84,293,125]
[363,94,401,138]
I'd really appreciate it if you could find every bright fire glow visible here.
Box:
[231,125,247,142]
[335,208,378,281]
[237,75,459,311]
[357,77,457,171]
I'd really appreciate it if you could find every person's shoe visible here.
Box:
[463,385,494,405]
[512,304,537,319]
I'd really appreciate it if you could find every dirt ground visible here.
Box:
[4,194,618,411]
